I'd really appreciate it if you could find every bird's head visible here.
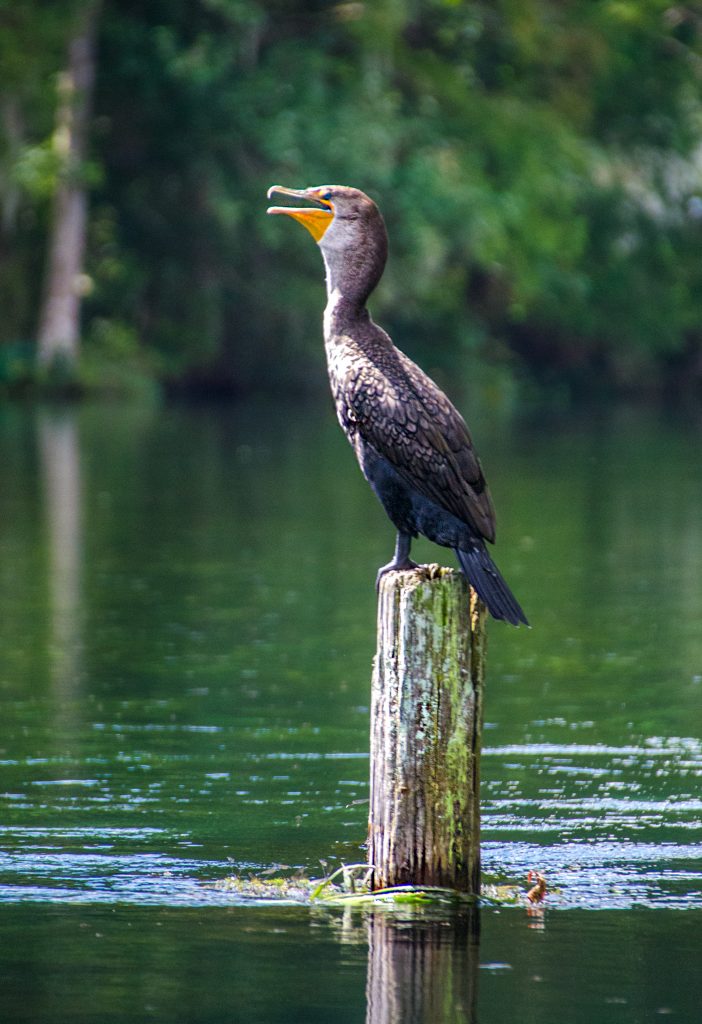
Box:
[266,184,388,302]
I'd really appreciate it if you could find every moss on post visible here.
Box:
[368,565,486,893]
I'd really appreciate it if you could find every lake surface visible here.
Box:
[0,398,700,1022]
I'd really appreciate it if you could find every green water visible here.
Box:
[0,400,700,1022]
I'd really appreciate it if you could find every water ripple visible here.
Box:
[482,839,702,909]
[0,736,698,910]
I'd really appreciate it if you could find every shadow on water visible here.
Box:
[0,399,701,1022]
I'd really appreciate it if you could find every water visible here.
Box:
[0,399,700,1021]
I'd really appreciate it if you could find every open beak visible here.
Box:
[266,185,334,242]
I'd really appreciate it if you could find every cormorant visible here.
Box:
[267,184,528,626]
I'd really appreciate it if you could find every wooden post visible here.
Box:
[368,565,486,893]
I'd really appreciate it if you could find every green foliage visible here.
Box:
[11,140,61,199]
[79,317,162,398]
[0,341,34,393]
[1,0,702,397]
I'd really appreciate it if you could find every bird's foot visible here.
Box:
[375,558,419,592]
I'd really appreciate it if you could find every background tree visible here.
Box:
[37,0,100,372]
[0,0,70,373]
[1,0,701,398]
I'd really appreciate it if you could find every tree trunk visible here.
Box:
[368,566,486,893]
[36,2,99,370]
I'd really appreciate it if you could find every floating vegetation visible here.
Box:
[480,883,524,906]
[316,885,473,907]
[214,874,321,903]
[214,863,538,908]
[482,871,552,906]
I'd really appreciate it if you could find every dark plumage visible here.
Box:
[267,184,528,626]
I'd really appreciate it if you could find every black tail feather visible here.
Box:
[455,545,529,627]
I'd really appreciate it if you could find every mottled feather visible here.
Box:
[327,324,496,543]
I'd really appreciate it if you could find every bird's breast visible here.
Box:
[325,337,364,419]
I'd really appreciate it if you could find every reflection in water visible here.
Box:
[38,411,83,700]
[0,403,701,1023]
[365,909,480,1024]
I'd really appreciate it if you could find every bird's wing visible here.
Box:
[347,349,497,543]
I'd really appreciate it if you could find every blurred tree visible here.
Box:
[1,0,701,397]
[0,0,71,371]
[37,0,100,372]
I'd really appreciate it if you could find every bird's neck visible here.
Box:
[323,286,367,339]
[320,232,386,335]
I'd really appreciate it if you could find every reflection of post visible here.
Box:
[365,910,480,1024]
[38,411,83,697]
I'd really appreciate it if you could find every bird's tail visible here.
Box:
[455,544,529,627]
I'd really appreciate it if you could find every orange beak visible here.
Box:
[266,185,334,242]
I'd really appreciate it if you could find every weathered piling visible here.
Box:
[367,565,486,893]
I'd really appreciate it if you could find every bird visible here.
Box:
[266,184,528,626]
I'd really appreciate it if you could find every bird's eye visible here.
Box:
[321,190,333,203]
